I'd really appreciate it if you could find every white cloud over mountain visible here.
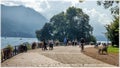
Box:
[1,0,51,12]
[1,0,113,40]
[1,0,112,24]
[83,8,112,36]
[1,0,81,19]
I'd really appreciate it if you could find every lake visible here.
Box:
[1,37,38,49]
[1,37,111,49]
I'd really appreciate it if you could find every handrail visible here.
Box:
[1,42,65,62]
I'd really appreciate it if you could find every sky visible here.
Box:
[1,0,114,40]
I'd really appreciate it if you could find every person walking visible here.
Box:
[49,40,54,50]
[64,37,67,46]
[43,40,48,50]
[80,38,85,52]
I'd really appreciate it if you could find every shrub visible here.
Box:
[6,45,14,51]
[22,42,31,50]
[3,45,14,59]
[32,42,37,49]
[26,44,31,50]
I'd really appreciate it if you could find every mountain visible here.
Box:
[1,5,48,38]
[95,35,107,41]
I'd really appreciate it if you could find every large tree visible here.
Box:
[65,7,93,42]
[36,7,96,43]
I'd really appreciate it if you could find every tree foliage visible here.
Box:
[36,7,96,43]
[97,0,119,16]
[36,23,53,41]
[105,17,119,47]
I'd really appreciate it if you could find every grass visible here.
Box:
[108,46,119,53]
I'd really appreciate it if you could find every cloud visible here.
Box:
[82,8,113,37]
[1,0,51,12]
[1,0,80,19]
[1,0,21,6]
[83,8,112,25]
[1,0,81,13]
[62,0,79,6]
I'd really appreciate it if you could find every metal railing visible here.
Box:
[1,42,65,62]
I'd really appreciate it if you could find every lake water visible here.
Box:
[97,41,111,44]
[1,37,111,49]
[1,37,38,48]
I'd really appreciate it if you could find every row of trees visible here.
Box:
[36,7,96,43]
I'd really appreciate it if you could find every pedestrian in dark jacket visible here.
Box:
[80,38,85,52]
[43,40,48,50]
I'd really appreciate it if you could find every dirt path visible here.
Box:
[1,46,116,67]
[83,47,119,66]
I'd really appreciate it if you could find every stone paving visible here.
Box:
[1,46,116,67]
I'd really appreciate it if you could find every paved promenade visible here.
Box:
[1,46,115,67]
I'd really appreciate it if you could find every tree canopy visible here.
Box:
[105,17,119,47]
[36,7,96,43]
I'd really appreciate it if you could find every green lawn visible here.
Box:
[108,46,119,53]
